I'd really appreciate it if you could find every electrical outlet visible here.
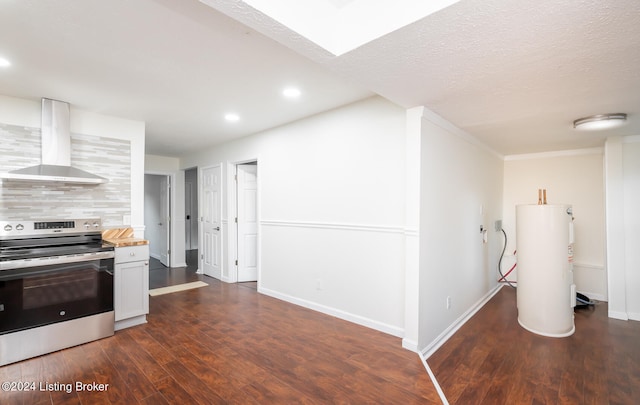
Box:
[315,279,323,291]
[446,296,451,310]
[495,220,503,231]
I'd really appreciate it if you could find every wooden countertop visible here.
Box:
[102,227,149,247]
[103,237,149,247]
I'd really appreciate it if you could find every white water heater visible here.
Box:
[516,204,576,337]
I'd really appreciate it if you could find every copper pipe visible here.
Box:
[543,189,547,205]
[538,189,542,205]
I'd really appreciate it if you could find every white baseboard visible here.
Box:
[258,287,404,338]
[421,284,504,359]
[608,310,629,321]
[628,312,640,322]
[610,310,640,322]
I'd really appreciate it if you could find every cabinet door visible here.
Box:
[114,261,149,321]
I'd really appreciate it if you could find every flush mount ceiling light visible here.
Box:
[573,113,627,130]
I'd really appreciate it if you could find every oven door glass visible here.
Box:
[0,258,113,335]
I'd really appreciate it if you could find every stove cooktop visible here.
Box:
[0,219,104,239]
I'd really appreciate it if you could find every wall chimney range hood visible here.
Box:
[0,98,108,184]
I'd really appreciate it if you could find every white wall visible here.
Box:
[145,154,179,172]
[418,110,504,352]
[181,96,409,335]
[503,149,606,300]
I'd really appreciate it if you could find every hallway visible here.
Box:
[149,250,200,289]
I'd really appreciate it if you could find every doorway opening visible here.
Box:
[185,167,199,273]
[144,174,171,267]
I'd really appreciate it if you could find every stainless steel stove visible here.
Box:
[0,218,115,366]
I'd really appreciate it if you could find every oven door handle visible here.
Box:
[0,251,115,271]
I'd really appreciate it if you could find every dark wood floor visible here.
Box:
[149,250,201,290]
[428,286,640,404]
[3,266,639,404]
[0,276,440,404]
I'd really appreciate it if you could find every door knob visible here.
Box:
[215,226,220,231]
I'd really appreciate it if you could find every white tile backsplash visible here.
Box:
[0,122,131,225]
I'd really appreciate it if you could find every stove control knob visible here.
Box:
[93,222,100,229]
[84,222,91,229]
[16,224,24,231]
[3,224,12,231]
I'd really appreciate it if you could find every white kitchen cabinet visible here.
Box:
[114,244,149,330]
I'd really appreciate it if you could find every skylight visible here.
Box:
[227,0,461,56]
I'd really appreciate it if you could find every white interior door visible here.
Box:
[237,163,258,282]
[201,165,222,279]
[159,175,170,267]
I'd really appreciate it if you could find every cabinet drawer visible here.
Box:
[115,245,149,264]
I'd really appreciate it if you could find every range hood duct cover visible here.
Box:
[0,98,108,184]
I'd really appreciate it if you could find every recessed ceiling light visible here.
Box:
[573,113,627,130]
[283,87,301,98]
[225,113,240,122]
[0,57,10,67]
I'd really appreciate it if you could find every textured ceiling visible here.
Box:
[215,0,640,155]
[1,0,638,157]
[326,0,640,154]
